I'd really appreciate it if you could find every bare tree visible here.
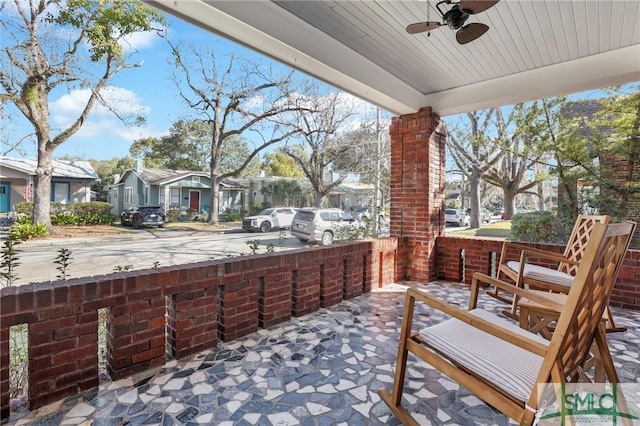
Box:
[282,91,357,207]
[0,0,164,226]
[339,118,392,210]
[448,109,503,228]
[483,106,546,219]
[168,41,306,223]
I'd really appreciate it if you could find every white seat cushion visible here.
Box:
[418,309,547,402]
[507,261,574,288]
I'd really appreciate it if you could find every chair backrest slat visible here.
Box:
[559,214,610,276]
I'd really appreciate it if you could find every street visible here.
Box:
[12,230,308,285]
[7,217,501,285]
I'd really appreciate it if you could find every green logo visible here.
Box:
[537,383,640,425]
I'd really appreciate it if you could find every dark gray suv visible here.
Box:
[121,205,165,229]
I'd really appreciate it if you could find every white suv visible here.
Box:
[242,207,297,233]
[444,209,470,227]
[290,208,357,245]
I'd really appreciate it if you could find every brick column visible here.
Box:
[390,107,447,281]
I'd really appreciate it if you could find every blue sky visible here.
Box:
[3,9,385,161]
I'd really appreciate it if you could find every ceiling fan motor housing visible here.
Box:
[443,6,469,30]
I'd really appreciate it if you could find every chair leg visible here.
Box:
[379,291,420,426]
[594,323,620,383]
[605,306,627,333]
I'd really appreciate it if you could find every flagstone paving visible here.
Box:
[7,282,640,426]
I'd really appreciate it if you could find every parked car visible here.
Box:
[120,205,165,229]
[466,208,492,223]
[242,207,297,233]
[444,209,470,227]
[290,208,357,245]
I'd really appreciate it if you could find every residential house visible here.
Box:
[0,156,98,213]
[109,163,246,216]
[238,175,374,211]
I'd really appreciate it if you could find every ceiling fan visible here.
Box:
[406,0,499,45]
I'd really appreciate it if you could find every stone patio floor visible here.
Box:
[7,281,640,426]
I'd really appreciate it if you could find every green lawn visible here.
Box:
[448,220,513,240]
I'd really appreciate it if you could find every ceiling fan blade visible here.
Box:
[459,0,499,14]
[406,21,441,34]
[456,22,489,44]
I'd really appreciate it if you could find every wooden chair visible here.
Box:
[487,215,618,327]
[380,221,635,426]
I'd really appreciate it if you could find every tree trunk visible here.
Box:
[469,167,481,228]
[33,147,53,227]
[535,163,545,211]
[537,182,545,211]
[503,191,516,220]
[315,190,323,207]
[209,174,220,224]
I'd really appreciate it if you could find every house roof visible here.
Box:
[0,157,98,180]
[117,168,246,189]
[143,0,640,117]
[561,99,616,139]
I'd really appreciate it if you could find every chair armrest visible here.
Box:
[407,287,548,356]
[500,242,570,263]
[518,249,579,266]
[469,273,566,313]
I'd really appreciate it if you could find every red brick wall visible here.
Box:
[0,238,400,421]
[390,107,447,281]
[437,235,640,309]
[599,154,640,249]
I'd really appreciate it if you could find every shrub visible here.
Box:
[14,202,33,216]
[222,213,242,222]
[510,211,569,244]
[9,222,48,241]
[51,212,79,226]
[17,202,115,226]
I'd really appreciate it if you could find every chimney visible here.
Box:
[113,173,121,184]
[135,159,144,172]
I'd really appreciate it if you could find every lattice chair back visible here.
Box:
[542,221,635,380]
[558,214,610,276]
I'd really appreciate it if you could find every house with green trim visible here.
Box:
[109,162,246,216]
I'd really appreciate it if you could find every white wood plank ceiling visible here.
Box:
[144,0,640,116]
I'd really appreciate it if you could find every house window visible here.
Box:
[112,187,118,199]
[53,182,69,203]
[144,186,149,204]
[192,176,200,183]
[170,188,180,205]
[124,187,133,204]
[159,186,165,205]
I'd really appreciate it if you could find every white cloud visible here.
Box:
[51,86,149,120]
[120,30,160,51]
[50,86,156,143]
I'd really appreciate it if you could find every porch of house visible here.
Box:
[7,280,640,426]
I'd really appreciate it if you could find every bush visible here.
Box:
[222,213,242,222]
[14,202,33,217]
[510,211,568,244]
[16,202,115,226]
[9,222,48,240]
